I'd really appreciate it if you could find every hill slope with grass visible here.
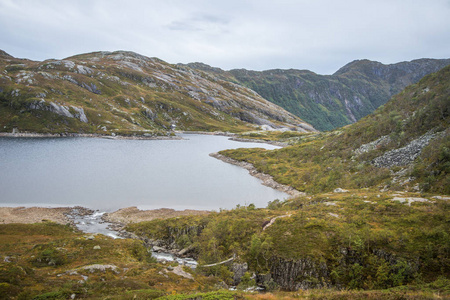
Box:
[222,64,450,195]
[0,50,314,136]
[123,66,450,295]
[186,58,450,131]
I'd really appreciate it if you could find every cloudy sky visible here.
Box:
[1,0,449,74]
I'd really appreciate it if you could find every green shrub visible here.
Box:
[31,247,68,267]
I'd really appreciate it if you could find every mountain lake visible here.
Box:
[0,133,288,212]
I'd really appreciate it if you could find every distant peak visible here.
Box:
[333,59,382,76]
[183,62,225,73]
[0,50,13,58]
[66,50,161,64]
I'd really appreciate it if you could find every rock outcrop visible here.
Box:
[372,132,437,168]
[270,257,330,290]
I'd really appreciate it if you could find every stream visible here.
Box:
[67,208,198,268]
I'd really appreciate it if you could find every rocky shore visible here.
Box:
[0,132,182,140]
[209,152,305,197]
[0,206,209,227]
[228,137,288,147]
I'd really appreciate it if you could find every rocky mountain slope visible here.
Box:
[0,50,314,136]
[185,58,450,131]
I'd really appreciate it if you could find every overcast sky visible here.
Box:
[1,0,449,74]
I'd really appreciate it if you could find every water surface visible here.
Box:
[0,134,287,211]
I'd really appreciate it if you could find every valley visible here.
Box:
[0,53,449,299]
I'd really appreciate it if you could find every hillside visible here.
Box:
[223,65,450,195]
[0,50,314,136]
[122,66,450,294]
[186,58,450,131]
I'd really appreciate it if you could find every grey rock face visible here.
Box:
[27,100,88,123]
[28,99,46,110]
[80,82,101,94]
[35,92,47,98]
[372,132,437,168]
[49,102,73,118]
[62,75,101,94]
[63,75,79,85]
[79,264,119,273]
[71,106,88,123]
[76,65,93,75]
[270,257,329,290]
[354,135,391,156]
[231,262,248,285]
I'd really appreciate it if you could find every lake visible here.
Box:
[0,134,288,211]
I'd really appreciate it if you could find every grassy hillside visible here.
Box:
[0,219,450,300]
[186,59,450,131]
[0,221,231,299]
[222,65,450,195]
[0,50,313,136]
[127,191,449,295]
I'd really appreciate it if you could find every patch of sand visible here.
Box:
[0,207,72,224]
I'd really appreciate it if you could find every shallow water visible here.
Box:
[66,208,121,239]
[0,134,287,211]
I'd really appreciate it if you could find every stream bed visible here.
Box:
[67,208,198,268]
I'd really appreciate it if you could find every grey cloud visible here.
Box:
[167,12,230,32]
[0,0,449,74]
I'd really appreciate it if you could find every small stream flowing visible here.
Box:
[67,208,121,239]
[68,208,198,268]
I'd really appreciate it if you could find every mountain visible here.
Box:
[0,50,314,136]
[222,64,450,195]
[185,58,450,131]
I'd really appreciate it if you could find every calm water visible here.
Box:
[0,134,287,211]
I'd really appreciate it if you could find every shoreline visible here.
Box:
[0,130,240,140]
[228,136,288,147]
[0,131,288,146]
[209,152,305,197]
[0,205,210,226]
[0,132,182,140]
